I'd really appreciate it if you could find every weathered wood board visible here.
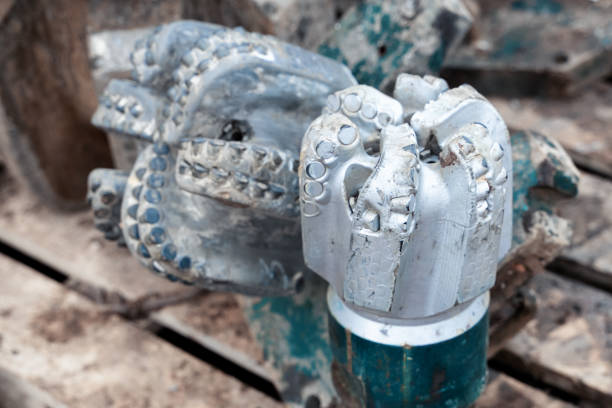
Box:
[2,169,612,403]
[0,1,113,207]
[0,182,178,299]
[490,85,612,287]
[491,82,612,178]
[0,188,590,407]
[0,253,280,408]
[476,371,572,408]
[0,366,68,408]
[443,0,612,97]
[498,271,612,405]
[0,180,267,376]
[0,174,545,383]
[552,172,612,291]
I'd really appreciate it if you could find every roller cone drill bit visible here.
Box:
[87,21,356,294]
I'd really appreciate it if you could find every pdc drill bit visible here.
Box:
[299,73,512,407]
[300,74,512,318]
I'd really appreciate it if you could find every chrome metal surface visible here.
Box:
[328,287,490,346]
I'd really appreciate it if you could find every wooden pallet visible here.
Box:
[552,172,612,292]
[498,271,612,404]
[0,176,269,370]
[476,371,573,408]
[1,90,611,406]
[492,83,612,179]
[0,253,280,408]
[0,165,602,407]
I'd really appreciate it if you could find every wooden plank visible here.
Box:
[0,180,536,383]
[476,371,572,408]
[497,271,612,404]
[491,82,612,178]
[0,184,267,372]
[0,366,68,408]
[0,253,280,407]
[0,182,178,299]
[489,87,612,288]
[153,299,272,383]
[551,172,612,291]
[4,176,610,405]
[0,0,113,207]
[443,0,612,98]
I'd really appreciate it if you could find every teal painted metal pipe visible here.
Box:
[327,289,489,407]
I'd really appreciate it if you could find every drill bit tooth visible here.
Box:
[326,86,404,150]
[177,160,189,176]
[305,161,326,180]
[303,180,324,198]
[251,181,269,198]
[490,142,504,161]
[211,167,229,184]
[175,140,300,217]
[180,50,196,67]
[469,155,489,179]
[191,163,209,179]
[130,47,146,67]
[207,139,225,157]
[196,38,210,51]
[475,180,490,200]
[314,139,337,161]
[250,146,267,164]
[116,97,128,113]
[267,150,284,171]
[196,58,211,73]
[88,169,129,245]
[342,92,362,113]
[232,172,249,190]
[228,142,247,163]
[494,168,508,186]
[126,204,138,219]
[172,69,184,84]
[456,135,476,156]
[326,94,341,112]
[189,137,207,156]
[393,73,449,118]
[132,185,143,199]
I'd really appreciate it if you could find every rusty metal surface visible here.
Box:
[319,0,472,91]
[443,0,612,96]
